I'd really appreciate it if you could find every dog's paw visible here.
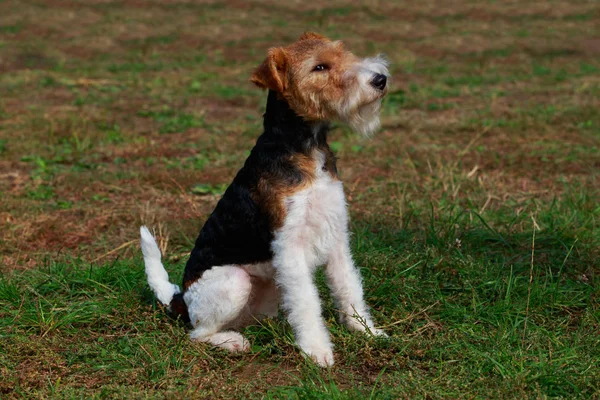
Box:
[298,337,334,367]
[343,315,386,337]
[301,345,335,367]
[222,338,250,353]
[197,331,250,353]
[368,327,388,337]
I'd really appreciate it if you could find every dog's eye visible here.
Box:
[313,64,328,72]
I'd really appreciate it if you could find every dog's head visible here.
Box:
[251,32,389,136]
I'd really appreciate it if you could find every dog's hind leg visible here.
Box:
[184,266,252,352]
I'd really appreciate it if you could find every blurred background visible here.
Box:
[1,1,599,398]
[0,1,598,267]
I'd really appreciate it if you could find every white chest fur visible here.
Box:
[272,152,348,268]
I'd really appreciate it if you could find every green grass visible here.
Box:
[1,199,598,397]
[137,108,206,134]
[1,0,599,398]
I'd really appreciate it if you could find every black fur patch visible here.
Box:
[169,292,190,323]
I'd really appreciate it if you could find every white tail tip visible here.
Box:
[140,225,180,305]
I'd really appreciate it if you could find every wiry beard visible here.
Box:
[339,54,389,136]
[346,98,382,137]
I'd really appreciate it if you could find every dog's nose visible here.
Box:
[370,73,387,90]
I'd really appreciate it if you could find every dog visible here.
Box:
[140,32,389,367]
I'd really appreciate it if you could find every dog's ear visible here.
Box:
[250,47,287,92]
[298,32,328,41]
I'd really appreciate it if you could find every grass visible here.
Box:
[1,206,598,397]
[1,0,599,398]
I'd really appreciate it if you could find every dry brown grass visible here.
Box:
[1,1,599,270]
[0,5,599,396]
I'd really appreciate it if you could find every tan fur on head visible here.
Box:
[250,47,287,92]
[249,32,330,92]
[298,32,329,41]
[250,33,389,136]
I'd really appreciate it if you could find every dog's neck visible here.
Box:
[262,90,330,152]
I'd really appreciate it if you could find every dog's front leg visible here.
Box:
[273,248,334,367]
[326,234,386,336]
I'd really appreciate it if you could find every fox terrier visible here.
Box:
[140,32,389,367]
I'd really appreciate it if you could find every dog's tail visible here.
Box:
[140,226,189,322]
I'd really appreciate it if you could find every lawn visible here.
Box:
[1,0,599,398]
